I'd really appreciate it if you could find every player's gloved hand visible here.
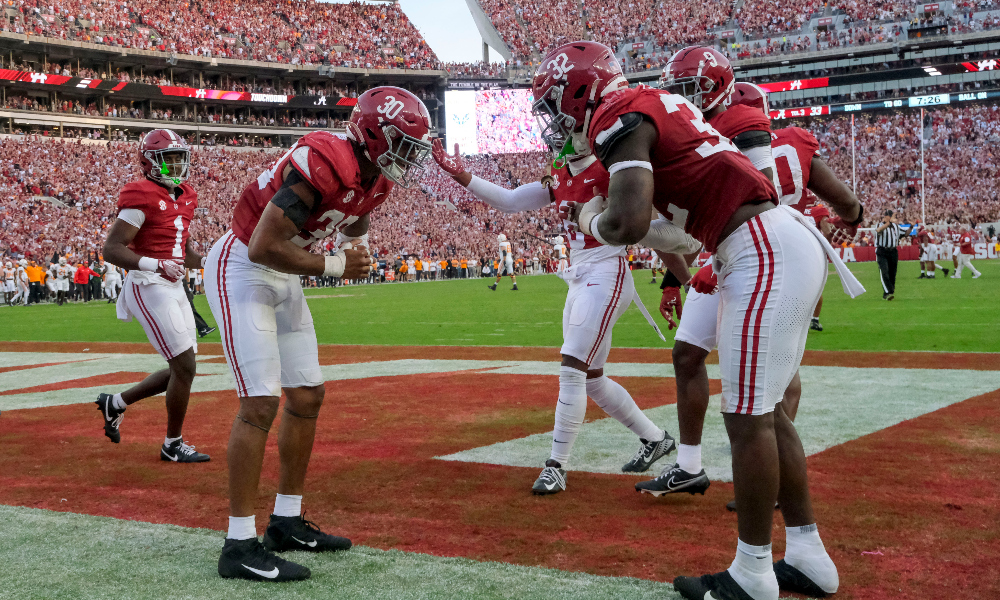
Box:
[157,259,185,282]
[325,238,373,279]
[659,286,683,330]
[690,264,718,295]
[827,217,857,247]
[431,138,466,177]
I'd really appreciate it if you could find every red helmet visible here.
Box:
[531,41,628,153]
[659,46,734,112]
[346,86,432,188]
[731,82,770,116]
[139,129,190,187]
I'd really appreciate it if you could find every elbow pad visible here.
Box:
[640,219,702,254]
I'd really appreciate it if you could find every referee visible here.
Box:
[875,210,916,300]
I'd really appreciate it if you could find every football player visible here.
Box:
[489,233,518,291]
[553,42,863,600]
[3,261,14,305]
[98,129,210,466]
[204,86,429,582]
[103,262,123,303]
[432,55,698,495]
[952,227,982,278]
[552,235,569,272]
[50,257,72,305]
[13,259,29,306]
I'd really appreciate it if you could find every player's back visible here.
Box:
[231,131,393,251]
[589,86,775,252]
[771,126,820,211]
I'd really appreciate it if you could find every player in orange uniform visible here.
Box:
[98,129,209,465]
[206,87,429,582]
[551,42,863,600]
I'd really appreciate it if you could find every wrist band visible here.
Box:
[846,204,865,227]
[608,160,653,176]
[323,253,346,278]
[137,257,158,272]
[589,213,611,246]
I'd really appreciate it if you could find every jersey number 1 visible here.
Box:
[172,216,184,258]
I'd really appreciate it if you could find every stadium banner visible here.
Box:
[0,69,354,108]
[445,90,478,154]
[445,89,545,154]
[771,89,1000,120]
[758,77,829,93]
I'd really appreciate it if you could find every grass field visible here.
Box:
[2,261,998,352]
[0,258,998,600]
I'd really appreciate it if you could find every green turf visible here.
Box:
[1,261,996,352]
[0,505,679,600]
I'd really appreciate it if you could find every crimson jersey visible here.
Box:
[550,157,609,251]
[708,104,771,140]
[231,131,393,250]
[960,233,975,254]
[771,127,821,211]
[117,179,198,260]
[917,230,932,245]
[803,202,830,229]
[588,86,776,252]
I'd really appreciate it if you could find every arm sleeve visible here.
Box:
[117,208,146,228]
[639,218,702,254]
[466,177,551,214]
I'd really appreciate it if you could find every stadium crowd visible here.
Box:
[3,102,1000,278]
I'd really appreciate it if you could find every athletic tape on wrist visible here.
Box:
[323,252,346,278]
[608,160,653,176]
[589,213,611,245]
[137,256,158,272]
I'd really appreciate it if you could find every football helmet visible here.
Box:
[531,41,628,154]
[139,129,190,188]
[58,257,67,266]
[660,46,734,112]
[731,82,770,115]
[346,86,433,188]
[19,259,27,267]
[4,261,11,269]
[497,234,507,242]
[554,236,564,245]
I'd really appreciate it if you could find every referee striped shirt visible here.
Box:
[876,223,902,249]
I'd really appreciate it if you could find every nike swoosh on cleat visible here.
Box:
[544,482,558,490]
[162,451,179,462]
[292,536,318,548]
[704,592,715,600]
[242,564,279,579]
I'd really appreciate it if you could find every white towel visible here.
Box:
[778,205,866,298]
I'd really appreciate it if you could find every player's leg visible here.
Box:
[636,288,717,497]
[675,211,834,600]
[509,265,518,290]
[810,296,823,331]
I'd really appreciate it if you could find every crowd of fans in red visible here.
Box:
[2,103,999,266]
[6,0,439,69]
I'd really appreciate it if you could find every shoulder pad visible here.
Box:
[593,112,644,163]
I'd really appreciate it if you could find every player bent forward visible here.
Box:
[205,87,432,582]
[97,129,210,463]
[549,42,852,600]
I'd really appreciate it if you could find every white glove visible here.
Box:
[157,259,185,282]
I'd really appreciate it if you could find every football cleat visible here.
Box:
[263,513,352,553]
[774,559,833,598]
[635,463,710,496]
[973,273,981,279]
[511,284,518,291]
[488,284,497,291]
[622,431,676,473]
[95,393,124,444]
[673,570,756,600]
[531,460,567,495]
[198,326,217,338]
[809,318,823,332]
[218,537,311,582]
[917,273,926,279]
[160,439,211,463]
[941,268,950,277]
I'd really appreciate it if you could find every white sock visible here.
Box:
[112,393,126,411]
[550,366,588,466]
[227,515,256,540]
[164,435,182,446]
[586,376,663,442]
[784,524,839,594]
[273,493,302,518]
[728,539,779,600]
[676,444,702,473]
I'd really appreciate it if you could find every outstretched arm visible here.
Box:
[431,139,550,214]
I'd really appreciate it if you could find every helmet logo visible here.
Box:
[376,95,405,120]
[546,53,575,80]
[702,51,718,68]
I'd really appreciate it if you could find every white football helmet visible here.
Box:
[554,236,564,245]
[4,261,11,269]
[58,257,67,266]
[19,259,27,267]
[497,234,507,242]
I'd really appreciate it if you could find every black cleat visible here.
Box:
[160,439,211,463]
[488,284,497,291]
[218,537,311,582]
[809,318,823,332]
[511,284,518,291]
[198,326,217,338]
[95,393,124,444]
[263,513,352,553]
[774,559,833,597]
[917,274,926,279]
[622,431,675,473]
[941,268,950,277]
[531,459,566,495]
[674,569,755,600]
[635,463,710,497]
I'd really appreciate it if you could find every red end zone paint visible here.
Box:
[0,348,997,597]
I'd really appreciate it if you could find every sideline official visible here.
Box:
[875,210,915,300]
